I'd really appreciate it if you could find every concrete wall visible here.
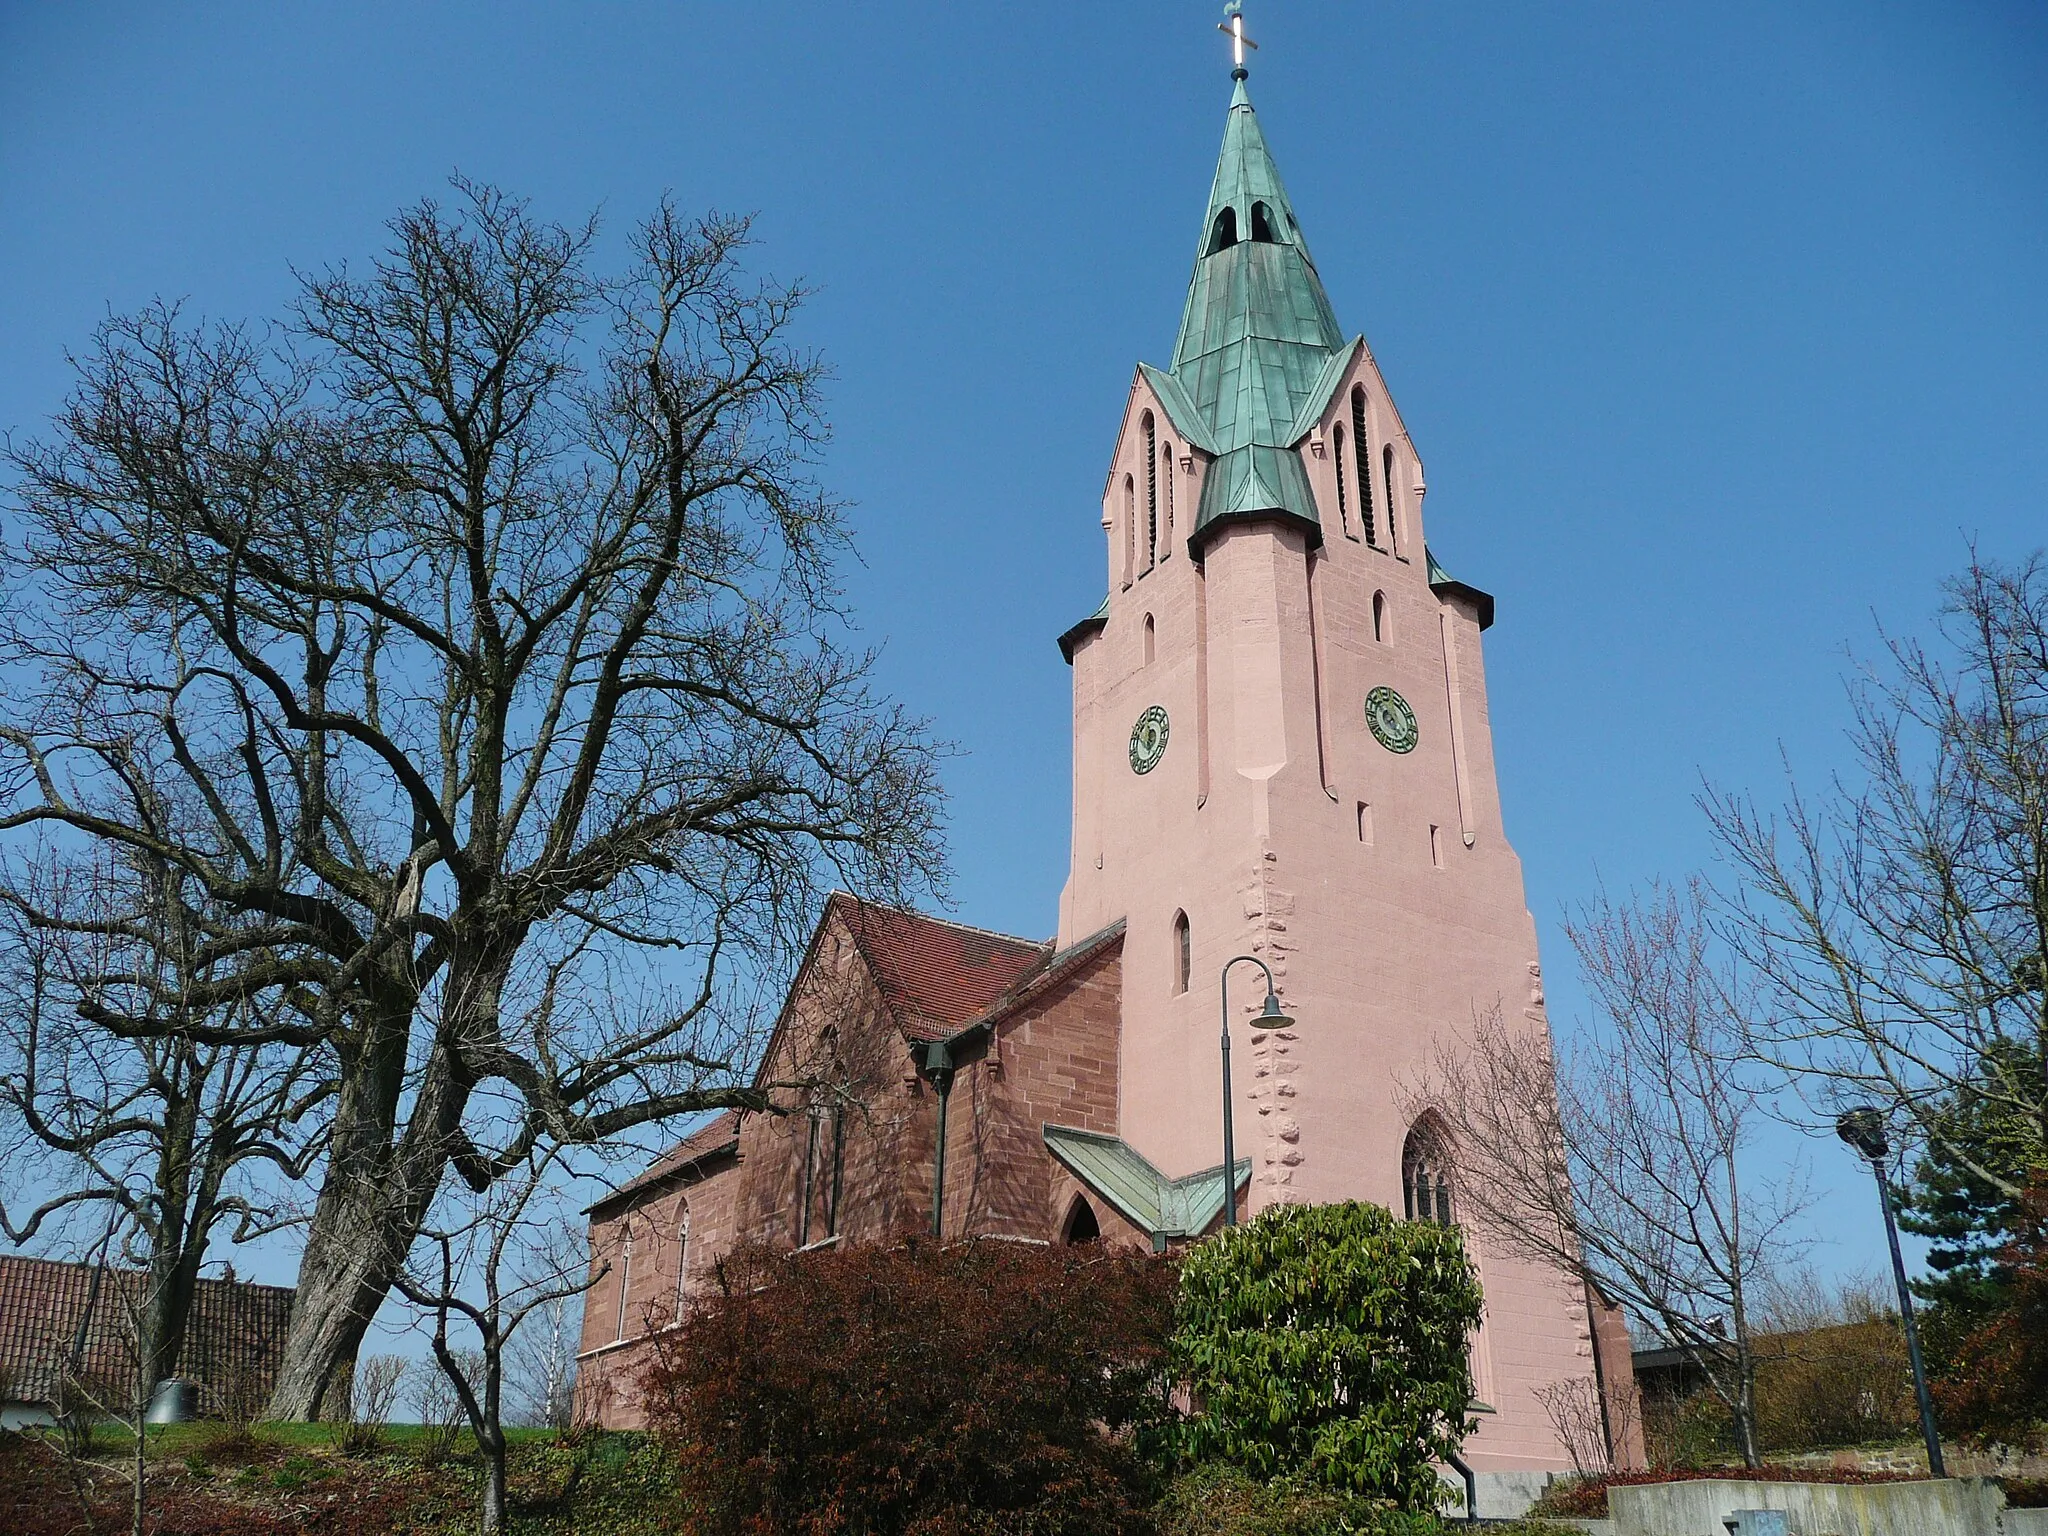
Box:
[1608,1476,2015,1536]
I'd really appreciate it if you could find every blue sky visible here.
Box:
[4,1,2046,1293]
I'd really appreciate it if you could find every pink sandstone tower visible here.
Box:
[1054,56,1615,1477]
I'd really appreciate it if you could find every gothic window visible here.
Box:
[674,1202,691,1306]
[1333,424,1351,537]
[1250,201,1278,243]
[1143,412,1158,570]
[1382,444,1398,554]
[1402,1119,1455,1226]
[1064,1197,1102,1244]
[1172,910,1191,994]
[1372,590,1387,643]
[1143,613,1156,665]
[1208,206,1238,255]
[798,1100,846,1246]
[1352,387,1378,545]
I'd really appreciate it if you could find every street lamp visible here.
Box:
[1835,1106,1946,1477]
[1217,955,1294,1227]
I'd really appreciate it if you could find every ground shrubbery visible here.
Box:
[1172,1203,1482,1512]
[640,1205,1484,1534]
[639,1237,1179,1535]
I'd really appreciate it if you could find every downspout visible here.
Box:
[921,1041,955,1238]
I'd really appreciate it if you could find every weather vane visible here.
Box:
[1218,1,1258,78]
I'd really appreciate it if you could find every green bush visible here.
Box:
[1171,1202,1482,1511]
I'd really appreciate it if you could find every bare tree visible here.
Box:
[1,180,948,1417]
[393,1147,599,1535]
[1409,880,1810,1467]
[1707,555,2048,1194]
[503,1217,584,1429]
[0,848,324,1401]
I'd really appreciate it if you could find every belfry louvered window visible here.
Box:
[1162,443,1176,555]
[1333,425,1351,536]
[1144,413,1158,570]
[1352,387,1377,546]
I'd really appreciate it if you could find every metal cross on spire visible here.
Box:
[1217,1,1258,79]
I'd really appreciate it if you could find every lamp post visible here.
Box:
[1218,955,1294,1227]
[1836,1105,1945,1477]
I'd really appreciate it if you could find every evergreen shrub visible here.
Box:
[638,1237,1177,1535]
[1170,1202,1481,1512]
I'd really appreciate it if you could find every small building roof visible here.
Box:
[589,1109,743,1215]
[1042,1124,1250,1247]
[0,1253,293,1412]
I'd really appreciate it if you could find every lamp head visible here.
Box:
[1835,1105,1889,1162]
[1259,991,1294,1029]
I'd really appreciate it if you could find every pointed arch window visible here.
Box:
[1064,1197,1102,1244]
[1402,1119,1455,1225]
[1382,444,1399,554]
[1143,412,1158,571]
[1250,201,1279,243]
[675,1202,691,1307]
[613,1224,634,1340]
[1207,207,1238,255]
[1372,590,1387,643]
[799,1099,846,1247]
[1352,387,1378,546]
[1172,910,1191,995]
[1332,424,1351,538]
[1143,613,1156,665]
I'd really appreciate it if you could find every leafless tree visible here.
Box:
[1,179,948,1417]
[1409,880,1810,1467]
[1706,555,2048,1193]
[0,848,324,1401]
[393,1146,598,1535]
[503,1217,584,1429]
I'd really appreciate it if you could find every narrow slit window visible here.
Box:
[613,1228,634,1340]
[1143,613,1156,665]
[1430,824,1444,868]
[1172,910,1191,994]
[1161,445,1176,555]
[1373,591,1387,643]
[1352,387,1377,545]
[1383,444,1398,554]
[1123,475,1136,586]
[1357,801,1374,845]
[675,1204,691,1306]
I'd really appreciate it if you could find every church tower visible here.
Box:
[1056,42,1605,1473]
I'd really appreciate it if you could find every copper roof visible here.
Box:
[833,894,1053,1043]
[0,1254,293,1413]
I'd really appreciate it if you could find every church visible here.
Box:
[577,34,1641,1486]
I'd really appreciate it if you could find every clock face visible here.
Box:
[1129,705,1170,774]
[1365,686,1419,754]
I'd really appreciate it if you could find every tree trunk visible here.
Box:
[481,1434,507,1536]
[268,1009,460,1420]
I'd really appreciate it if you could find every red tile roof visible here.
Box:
[833,895,1053,1042]
[0,1254,293,1414]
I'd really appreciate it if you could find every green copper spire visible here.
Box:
[1159,73,1348,544]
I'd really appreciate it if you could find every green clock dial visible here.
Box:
[1365,686,1419,754]
[1129,705,1170,774]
